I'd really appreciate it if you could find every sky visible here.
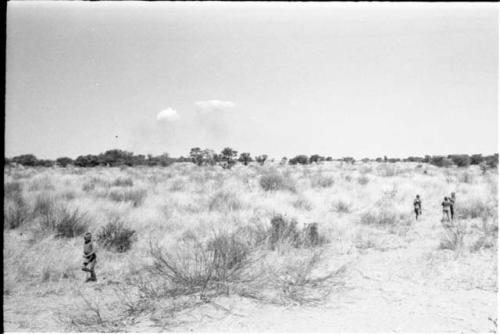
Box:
[5,2,498,160]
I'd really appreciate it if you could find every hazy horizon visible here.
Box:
[6,2,498,160]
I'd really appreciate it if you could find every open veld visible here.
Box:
[3,161,498,332]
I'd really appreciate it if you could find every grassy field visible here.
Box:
[3,161,498,332]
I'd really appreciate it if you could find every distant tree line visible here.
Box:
[4,150,498,169]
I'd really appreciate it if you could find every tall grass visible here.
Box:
[259,171,296,192]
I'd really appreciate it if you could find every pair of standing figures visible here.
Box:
[413,192,456,222]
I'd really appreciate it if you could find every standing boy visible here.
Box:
[441,197,451,223]
[82,232,97,282]
[413,195,422,220]
[449,192,456,220]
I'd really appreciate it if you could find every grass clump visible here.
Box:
[310,174,334,188]
[332,200,351,214]
[357,175,369,185]
[439,220,466,252]
[112,177,134,187]
[4,194,29,229]
[4,181,30,229]
[259,172,296,192]
[96,218,136,253]
[109,188,147,207]
[146,231,253,298]
[208,191,242,212]
[268,215,325,250]
[54,207,89,238]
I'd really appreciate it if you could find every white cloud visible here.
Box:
[195,100,236,113]
[156,108,180,122]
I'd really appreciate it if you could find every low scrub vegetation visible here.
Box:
[259,172,296,192]
[96,218,136,253]
[3,159,497,332]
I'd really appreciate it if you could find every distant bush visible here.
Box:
[56,157,73,167]
[96,218,136,253]
[309,155,325,164]
[430,156,453,168]
[255,154,268,166]
[289,155,309,165]
[238,153,253,166]
[259,172,296,192]
[12,154,38,167]
[449,155,470,168]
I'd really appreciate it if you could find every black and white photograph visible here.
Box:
[4,1,498,332]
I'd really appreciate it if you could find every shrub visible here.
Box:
[267,215,326,249]
[262,251,345,306]
[332,200,350,214]
[289,155,309,165]
[259,172,296,192]
[310,175,334,188]
[360,207,411,230]
[147,231,252,298]
[439,220,466,252]
[449,155,470,167]
[255,154,268,165]
[169,178,185,192]
[377,164,397,177]
[112,177,134,187]
[206,232,251,283]
[4,181,23,199]
[12,154,38,166]
[269,215,301,249]
[28,176,55,191]
[37,200,88,238]
[292,197,313,211]
[458,171,474,184]
[4,194,29,229]
[357,175,369,185]
[56,157,73,167]
[53,207,89,238]
[456,198,490,219]
[208,191,242,212]
[96,218,136,253]
[109,188,147,207]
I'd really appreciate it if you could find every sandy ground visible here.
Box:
[4,215,497,332]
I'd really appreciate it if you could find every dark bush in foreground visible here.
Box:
[96,218,136,252]
[147,231,252,297]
